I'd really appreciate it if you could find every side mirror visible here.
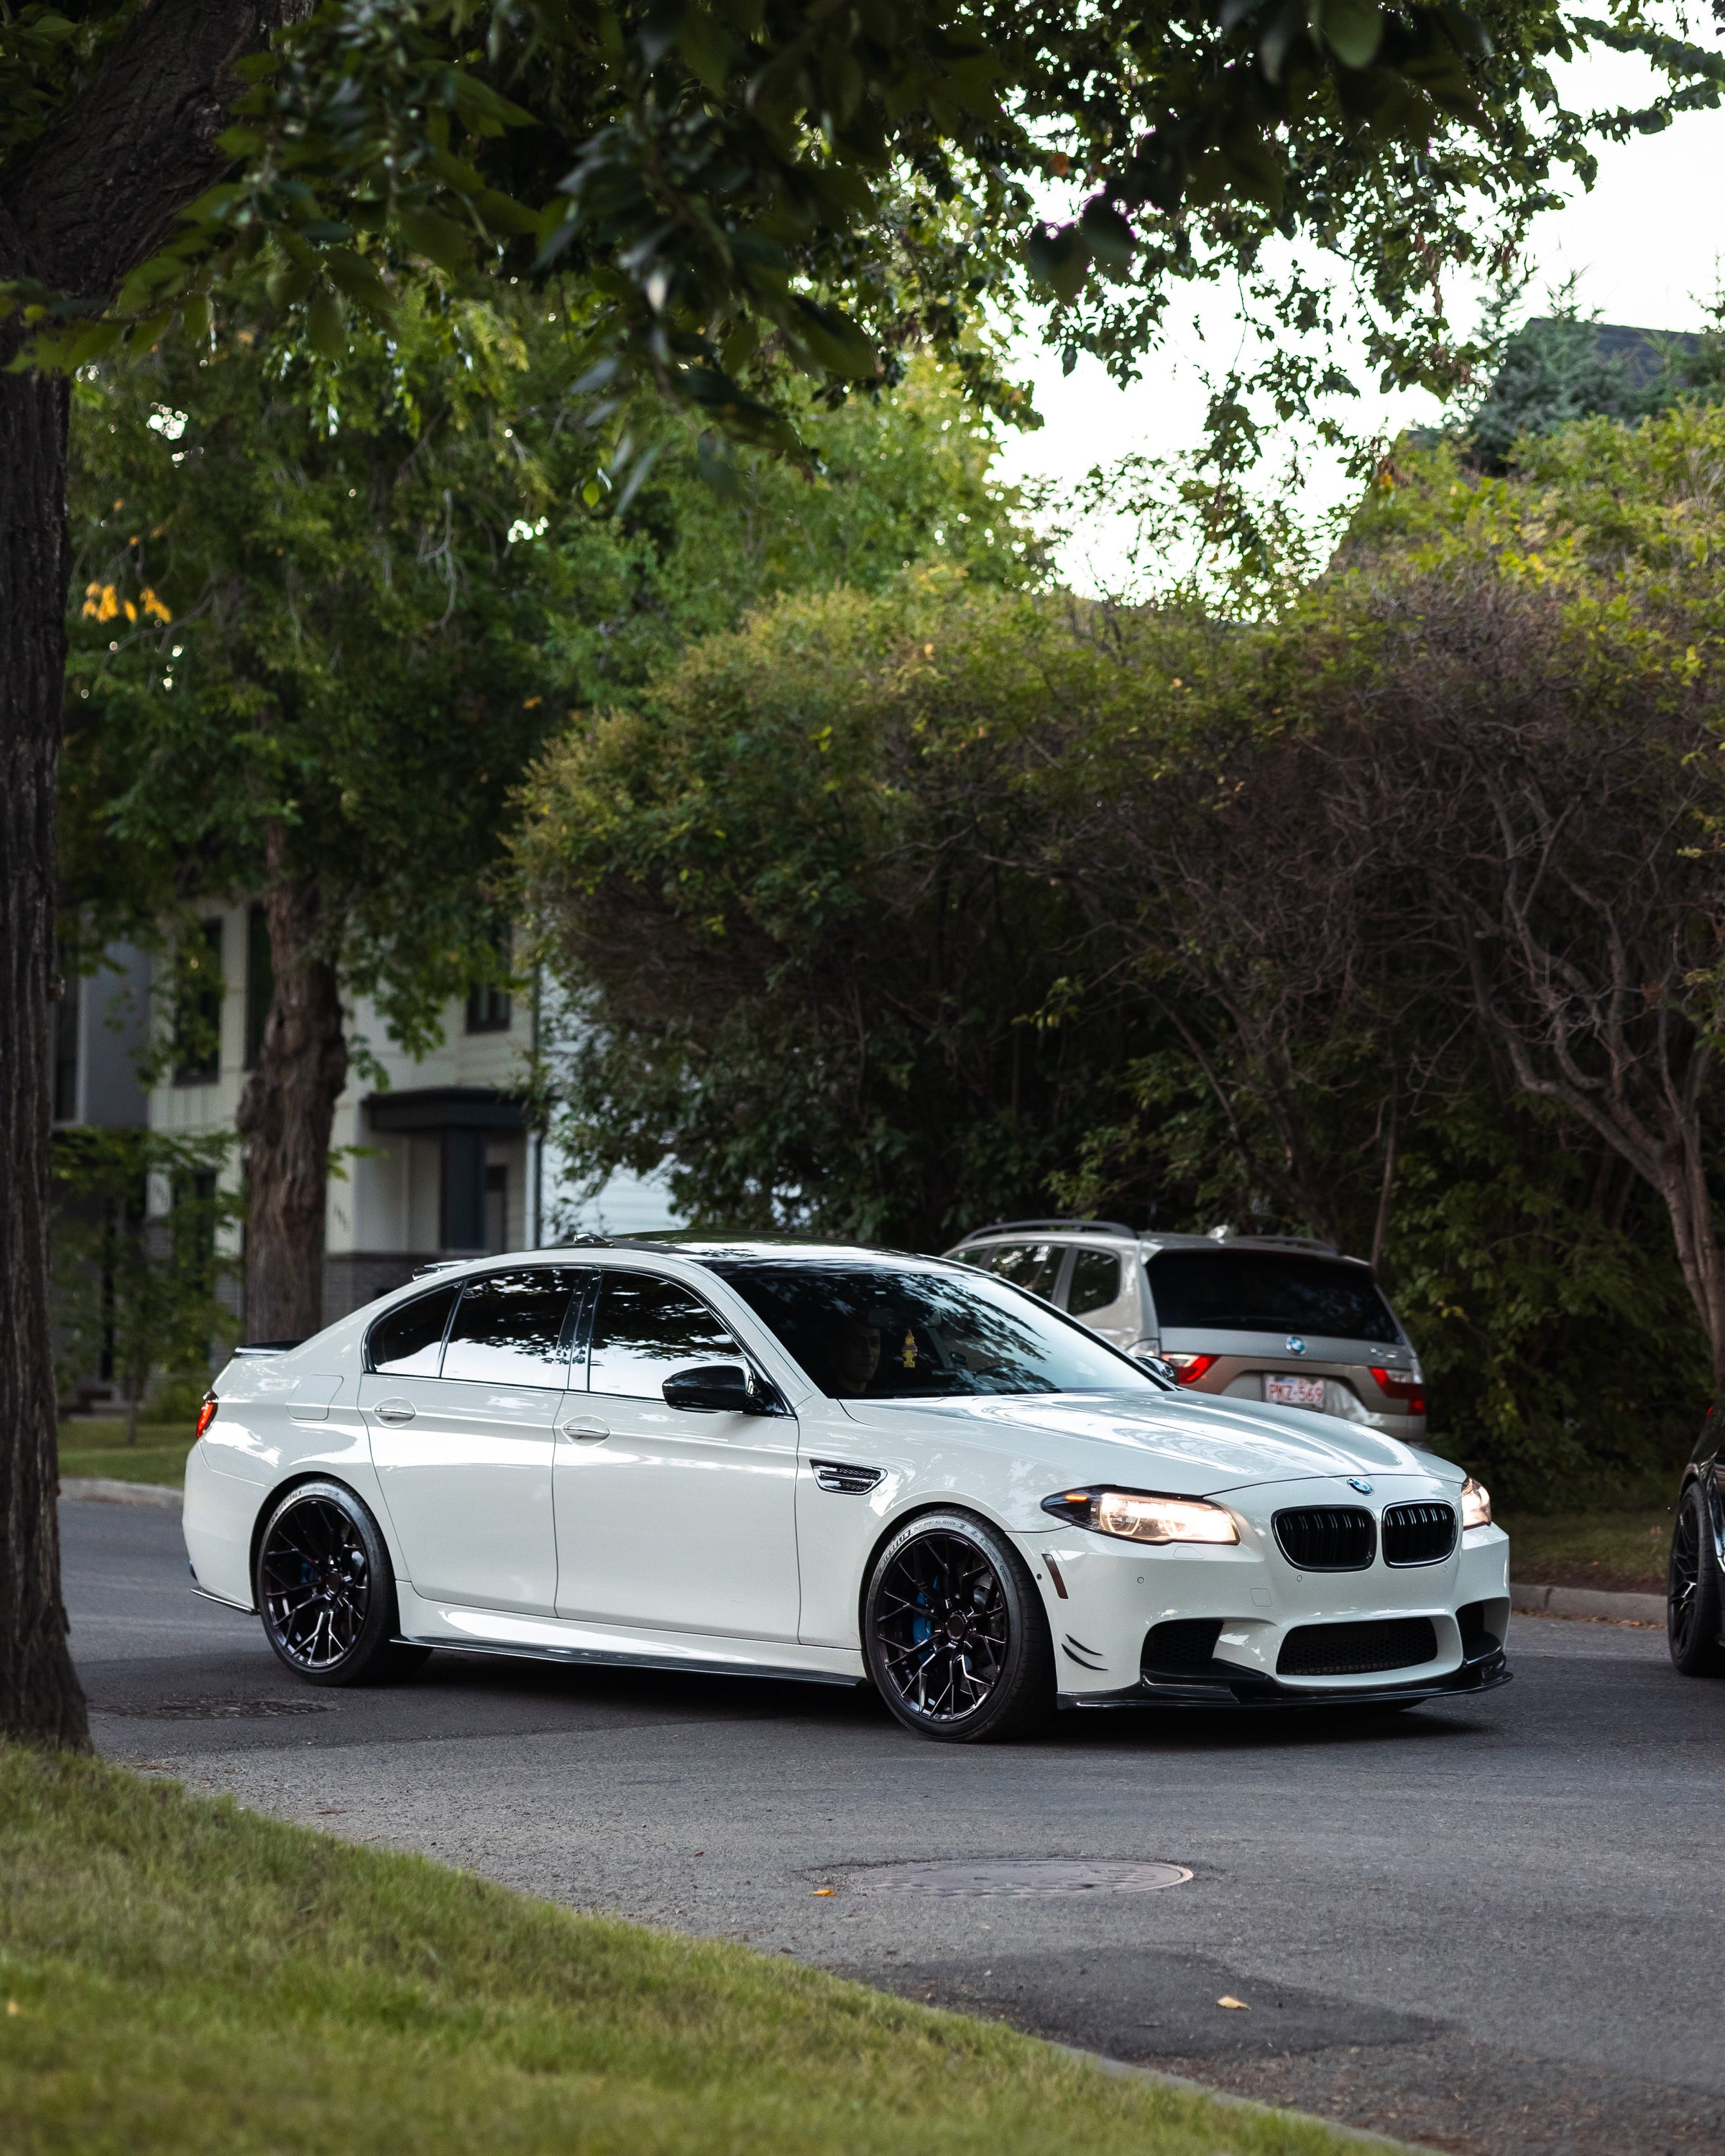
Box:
[1136,1353,1180,1387]
[663,1363,758,1414]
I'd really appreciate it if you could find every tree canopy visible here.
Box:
[516,398,1725,1497]
[10,0,1724,476]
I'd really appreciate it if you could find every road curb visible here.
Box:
[59,1476,181,1511]
[1054,2042,1438,2152]
[1511,1580,1664,1624]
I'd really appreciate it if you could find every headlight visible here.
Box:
[1041,1486,1239,1545]
[1460,1476,1491,1529]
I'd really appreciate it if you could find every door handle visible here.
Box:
[372,1398,415,1424]
[558,1418,610,1443]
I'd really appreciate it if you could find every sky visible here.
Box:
[995,42,1725,596]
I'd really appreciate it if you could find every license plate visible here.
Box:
[1265,1374,1325,1409]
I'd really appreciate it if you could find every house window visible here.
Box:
[244,903,274,1068]
[466,928,512,1033]
[466,980,512,1033]
[172,918,224,1084]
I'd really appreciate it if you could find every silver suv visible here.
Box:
[942,1219,1427,1447]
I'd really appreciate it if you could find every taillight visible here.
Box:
[195,1393,218,1439]
[1369,1368,1425,1414]
[1163,1353,1219,1386]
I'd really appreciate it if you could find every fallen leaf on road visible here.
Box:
[812,1887,834,1896]
[1217,1996,1249,2010]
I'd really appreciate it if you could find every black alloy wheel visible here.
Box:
[1668,1478,1725,1677]
[863,1510,1053,1742]
[256,1479,429,1687]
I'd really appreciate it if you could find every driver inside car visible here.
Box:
[828,1317,883,1397]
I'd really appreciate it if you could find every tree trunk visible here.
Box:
[0,0,310,1749]
[0,334,88,1750]
[1657,1130,1725,1401]
[236,846,348,1342]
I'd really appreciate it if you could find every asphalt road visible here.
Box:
[64,1495,1725,2156]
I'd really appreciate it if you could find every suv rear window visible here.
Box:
[1146,1250,1399,1344]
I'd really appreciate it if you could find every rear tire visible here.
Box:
[1668,1479,1725,1677]
[256,1479,429,1687]
[863,1509,1054,1743]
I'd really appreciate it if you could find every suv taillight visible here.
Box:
[1369,1368,1425,1415]
[195,1393,218,1439]
[1163,1353,1219,1386]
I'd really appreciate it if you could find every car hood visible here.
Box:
[837,1388,1458,1496]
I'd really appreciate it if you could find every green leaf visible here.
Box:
[790,297,878,379]
[1078,200,1136,272]
[1314,0,1384,70]
[305,285,345,361]
[267,256,317,308]
[322,249,396,321]
[396,207,473,275]
[678,6,734,94]
[1025,226,1089,303]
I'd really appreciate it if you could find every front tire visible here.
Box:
[863,1510,1054,1742]
[1668,1478,1725,1677]
[257,1479,429,1687]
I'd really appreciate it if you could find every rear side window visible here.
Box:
[983,1242,1064,1300]
[368,1283,459,1376]
[588,1272,740,1399]
[442,1268,588,1388]
[1146,1250,1399,1344]
[1070,1250,1123,1317]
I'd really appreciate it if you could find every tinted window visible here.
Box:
[1070,1250,1123,1317]
[589,1273,740,1399]
[978,1242,1063,1299]
[1146,1250,1399,1344]
[368,1284,459,1376]
[441,1268,586,1387]
[707,1262,1157,1399]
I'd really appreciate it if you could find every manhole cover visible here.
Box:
[855,1858,1191,1898]
[96,1696,334,1720]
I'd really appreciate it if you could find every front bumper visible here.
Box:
[1059,1641,1511,1711]
[1024,1472,1512,1708]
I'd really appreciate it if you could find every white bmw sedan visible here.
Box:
[184,1240,1512,1742]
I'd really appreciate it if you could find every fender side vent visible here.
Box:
[811,1460,884,1495]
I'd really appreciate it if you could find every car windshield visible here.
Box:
[1146,1249,1400,1343]
[704,1261,1159,1400]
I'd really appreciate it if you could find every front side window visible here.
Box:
[441,1268,587,1386]
[368,1283,460,1376]
[588,1272,741,1399]
[1145,1250,1400,1344]
[1069,1250,1123,1317]
[707,1262,1158,1401]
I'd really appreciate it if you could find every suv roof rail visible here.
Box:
[1143,1230,1343,1258]
[953,1218,1137,1241]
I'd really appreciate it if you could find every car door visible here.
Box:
[553,1267,801,1642]
[1063,1245,1137,1347]
[361,1266,589,1616]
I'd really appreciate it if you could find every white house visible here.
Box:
[55,905,678,1340]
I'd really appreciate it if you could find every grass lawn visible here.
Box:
[0,1746,1403,2156]
[1501,1508,1673,1593]
[56,1419,193,1490]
